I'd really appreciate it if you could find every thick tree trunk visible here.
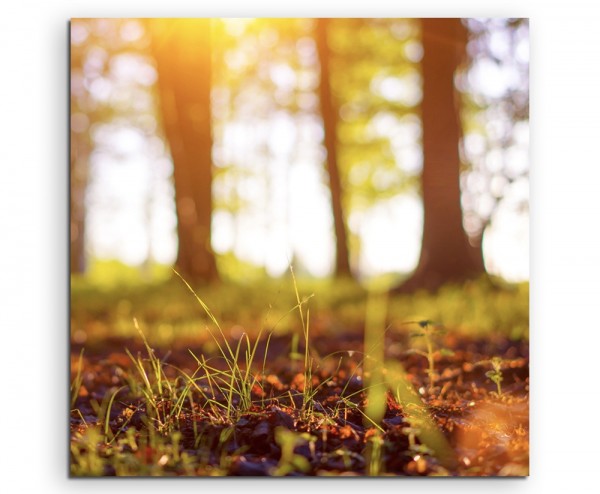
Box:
[395,19,484,294]
[150,19,218,282]
[315,18,352,278]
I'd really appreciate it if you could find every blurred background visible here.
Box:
[70,18,529,288]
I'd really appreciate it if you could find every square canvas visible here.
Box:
[70,18,529,477]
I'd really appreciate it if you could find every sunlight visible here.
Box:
[74,17,529,283]
[483,206,530,282]
[356,195,422,276]
[84,116,529,279]
[69,18,530,478]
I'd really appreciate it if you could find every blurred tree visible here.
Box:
[325,19,423,273]
[149,19,218,282]
[71,19,167,275]
[458,19,529,256]
[70,20,119,274]
[315,18,352,278]
[206,19,423,277]
[70,44,89,274]
[209,19,299,273]
[395,18,485,293]
[208,19,356,277]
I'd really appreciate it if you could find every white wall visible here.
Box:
[1,0,599,492]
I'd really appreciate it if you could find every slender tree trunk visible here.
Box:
[70,45,88,275]
[315,18,352,278]
[150,19,218,282]
[70,137,88,274]
[395,19,484,293]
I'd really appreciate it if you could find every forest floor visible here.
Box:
[70,274,529,477]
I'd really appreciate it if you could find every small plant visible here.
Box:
[406,320,454,392]
[485,357,504,396]
[402,426,434,458]
[70,427,105,476]
[289,265,316,420]
[272,427,312,476]
[386,361,458,471]
[124,318,181,433]
[173,270,275,422]
[366,430,385,476]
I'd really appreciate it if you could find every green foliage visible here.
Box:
[273,427,313,476]
[406,320,451,392]
[485,356,504,396]
[70,271,527,476]
[215,252,269,283]
[390,277,529,340]
[365,431,385,476]
[70,348,85,409]
[123,318,186,433]
[363,289,388,429]
[82,259,173,287]
[71,425,205,476]
[172,269,277,422]
[328,18,422,212]
[71,427,105,476]
[289,265,317,420]
[72,272,528,352]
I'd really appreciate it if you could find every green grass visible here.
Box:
[70,270,529,476]
[70,348,85,408]
[71,269,321,475]
[72,273,528,350]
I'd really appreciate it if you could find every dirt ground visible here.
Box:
[70,329,529,476]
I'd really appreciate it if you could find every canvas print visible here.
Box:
[70,18,529,477]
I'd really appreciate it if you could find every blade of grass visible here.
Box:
[104,385,126,442]
[70,348,85,408]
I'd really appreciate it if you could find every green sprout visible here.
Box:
[402,426,434,458]
[366,431,385,476]
[485,357,504,396]
[272,427,312,476]
[406,320,453,393]
[289,265,317,420]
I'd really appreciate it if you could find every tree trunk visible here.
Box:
[395,19,484,294]
[70,137,88,274]
[150,19,218,282]
[70,43,88,275]
[315,18,352,278]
